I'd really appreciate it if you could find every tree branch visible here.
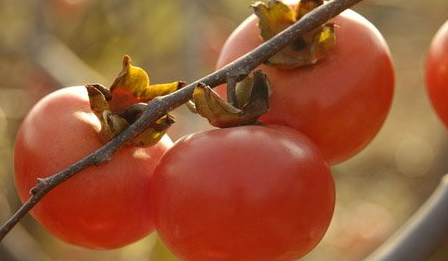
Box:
[364,174,448,261]
[0,0,363,242]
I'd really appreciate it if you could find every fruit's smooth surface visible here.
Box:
[216,9,394,164]
[14,86,172,249]
[152,125,335,261]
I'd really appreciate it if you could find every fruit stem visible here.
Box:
[226,76,238,107]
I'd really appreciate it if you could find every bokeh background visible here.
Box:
[0,0,448,260]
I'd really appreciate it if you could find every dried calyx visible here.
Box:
[86,55,184,146]
[190,70,271,128]
[253,0,336,68]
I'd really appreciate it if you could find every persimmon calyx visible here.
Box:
[131,114,175,147]
[108,55,185,115]
[252,0,335,68]
[85,55,184,146]
[191,70,270,128]
[86,84,174,146]
[86,85,130,143]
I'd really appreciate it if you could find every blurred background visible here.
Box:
[0,0,448,260]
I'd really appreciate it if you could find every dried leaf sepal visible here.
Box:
[131,114,175,147]
[108,55,185,115]
[192,70,270,128]
[252,0,335,68]
[86,84,174,146]
[86,85,129,143]
[85,55,183,146]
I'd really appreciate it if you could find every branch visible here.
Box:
[0,0,363,242]
[364,174,448,261]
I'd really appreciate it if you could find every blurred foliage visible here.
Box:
[0,0,448,261]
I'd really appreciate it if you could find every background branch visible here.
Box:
[0,0,365,242]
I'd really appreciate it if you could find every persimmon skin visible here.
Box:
[216,9,394,164]
[426,20,448,129]
[151,125,335,261]
[14,86,172,249]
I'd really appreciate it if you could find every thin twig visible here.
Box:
[226,76,238,107]
[0,0,363,242]
[364,174,448,261]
